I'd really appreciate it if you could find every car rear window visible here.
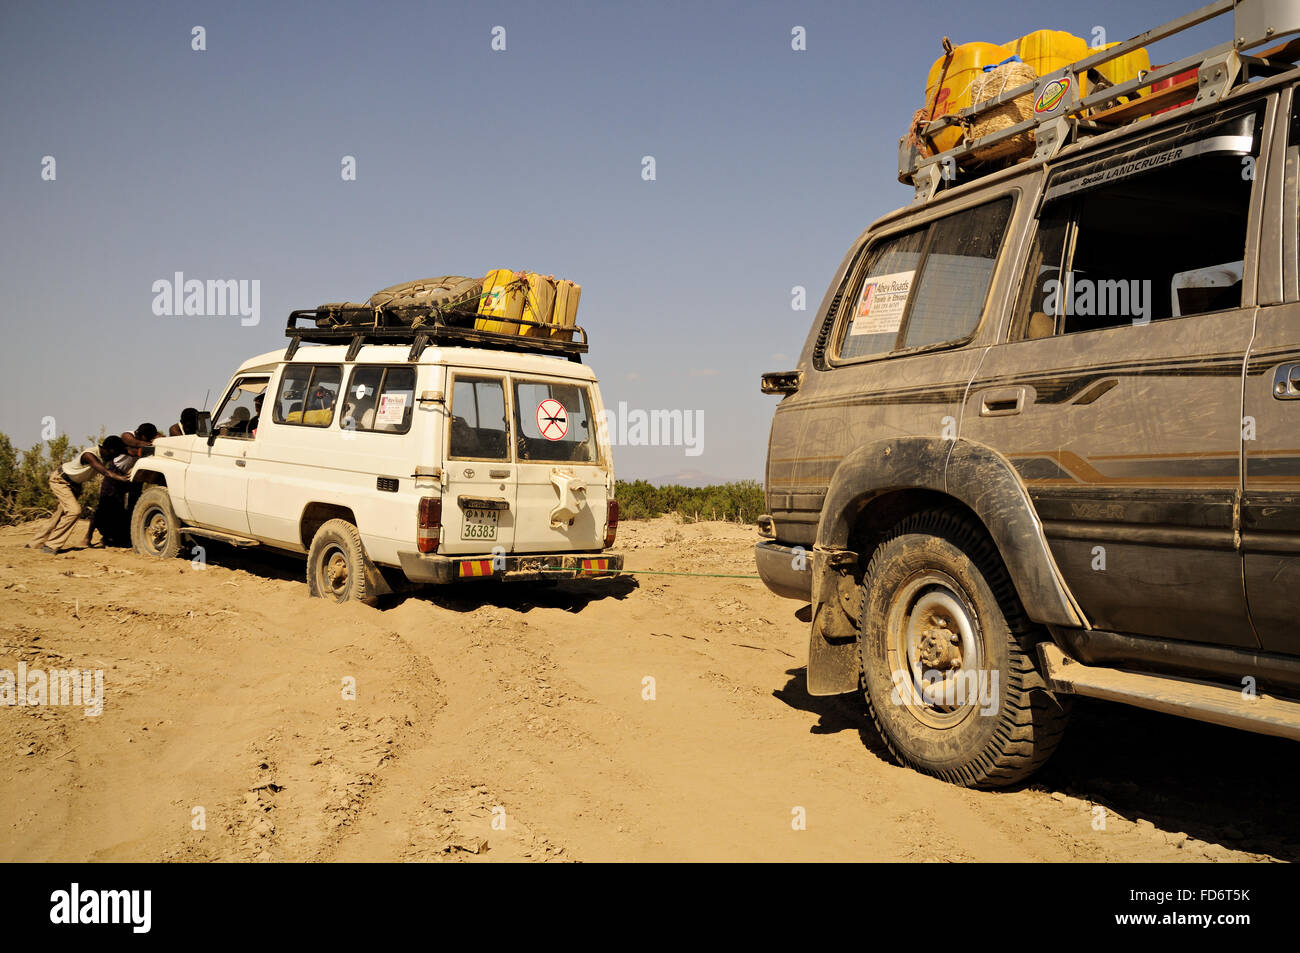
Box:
[513,379,599,463]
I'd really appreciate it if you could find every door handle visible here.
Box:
[489,468,511,479]
[1273,362,1300,400]
[979,387,1027,417]
[235,459,247,467]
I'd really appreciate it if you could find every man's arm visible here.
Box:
[83,452,130,481]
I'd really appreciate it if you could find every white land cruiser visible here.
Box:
[128,305,622,603]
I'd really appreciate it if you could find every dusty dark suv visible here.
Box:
[758,5,1300,787]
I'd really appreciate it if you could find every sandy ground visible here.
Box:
[0,516,1292,862]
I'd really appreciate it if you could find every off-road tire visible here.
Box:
[131,486,183,560]
[857,509,1070,788]
[306,519,379,605]
[367,276,483,310]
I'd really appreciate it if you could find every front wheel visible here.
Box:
[306,519,379,605]
[130,486,182,559]
[857,509,1070,788]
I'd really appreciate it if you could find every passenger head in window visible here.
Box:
[250,394,263,436]
[219,406,251,436]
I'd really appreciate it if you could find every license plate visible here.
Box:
[461,508,499,540]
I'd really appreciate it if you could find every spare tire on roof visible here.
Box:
[368,276,483,310]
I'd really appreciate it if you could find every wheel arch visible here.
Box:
[300,502,359,550]
[806,436,1086,696]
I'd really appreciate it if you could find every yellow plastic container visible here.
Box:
[1005,32,1150,101]
[1095,40,1151,89]
[924,41,1010,153]
[551,280,581,341]
[1005,30,1089,86]
[477,268,525,333]
[520,273,557,337]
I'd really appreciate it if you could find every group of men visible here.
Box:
[27,409,200,555]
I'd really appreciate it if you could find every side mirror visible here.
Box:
[195,411,213,437]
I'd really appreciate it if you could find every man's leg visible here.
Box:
[45,475,84,552]
[30,471,75,549]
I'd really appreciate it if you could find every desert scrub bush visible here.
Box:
[614,479,764,524]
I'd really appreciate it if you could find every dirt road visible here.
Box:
[0,517,1291,862]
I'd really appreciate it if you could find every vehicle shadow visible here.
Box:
[772,667,890,755]
[395,574,640,614]
[1037,698,1300,861]
[774,663,1299,861]
[176,540,307,583]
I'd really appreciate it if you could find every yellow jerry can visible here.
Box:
[1094,40,1151,89]
[551,280,581,341]
[519,273,557,337]
[1005,30,1089,86]
[477,268,525,333]
[923,41,1010,153]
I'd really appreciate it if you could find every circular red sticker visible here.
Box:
[536,399,568,440]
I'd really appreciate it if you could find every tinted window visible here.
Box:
[839,227,927,360]
[903,199,1013,348]
[448,376,509,460]
[341,366,416,434]
[838,197,1012,360]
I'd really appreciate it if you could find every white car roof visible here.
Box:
[233,344,598,381]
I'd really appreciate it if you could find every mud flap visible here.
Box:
[806,546,862,696]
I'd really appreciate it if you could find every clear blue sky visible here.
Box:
[0,0,1215,481]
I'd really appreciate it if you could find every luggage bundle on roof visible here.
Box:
[899,0,1300,202]
[910,30,1152,170]
[288,270,587,362]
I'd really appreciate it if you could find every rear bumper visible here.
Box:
[398,550,623,585]
[754,539,812,601]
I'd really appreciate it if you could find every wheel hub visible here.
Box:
[146,512,167,550]
[887,572,984,730]
[324,551,349,592]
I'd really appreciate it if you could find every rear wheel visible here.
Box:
[130,486,182,559]
[857,509,1069,788]
[306,519,379,605]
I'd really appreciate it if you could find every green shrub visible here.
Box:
[0,431,98,526]
[614,479,764,524]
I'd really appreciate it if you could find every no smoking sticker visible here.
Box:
[536,399,568,440]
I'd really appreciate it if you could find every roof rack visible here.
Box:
[284,305,589,363]
[900,0,1300,202]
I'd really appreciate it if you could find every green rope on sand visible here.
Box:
[539,567,761,579]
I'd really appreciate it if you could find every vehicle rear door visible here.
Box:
[441,371,517,555]
[509,375,608,553]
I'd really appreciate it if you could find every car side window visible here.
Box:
[448,376,510,460]
[1017,119,1258,339]
[902,198,1014,349]
[838,227,927,360]
[212,377,269,439]
[837,196,1013,360]
[340,366,416,434]
[274,364,343,427]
